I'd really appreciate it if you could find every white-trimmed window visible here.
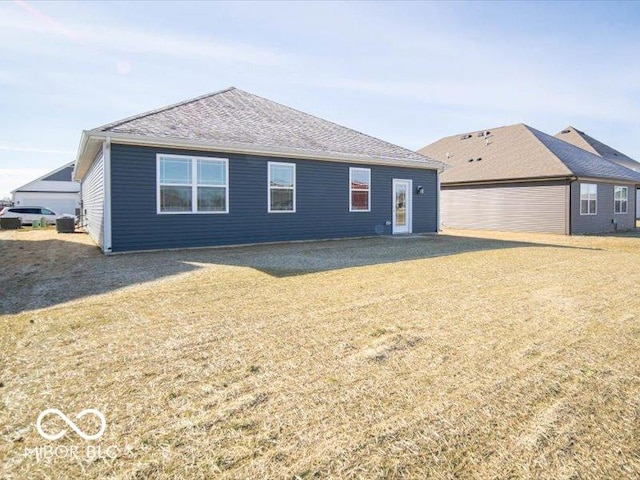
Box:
[614,186,628,214]
[268,162,296,212]
[157,154,228,214]
[349,167,371,212]
[580,183,597,215]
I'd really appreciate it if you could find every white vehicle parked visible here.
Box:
[0,206,58,225]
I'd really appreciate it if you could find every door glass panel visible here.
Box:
[395,184,406,226]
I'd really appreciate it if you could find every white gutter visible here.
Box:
[74,130,447,180]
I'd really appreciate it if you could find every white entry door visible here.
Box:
[392,179,412,234]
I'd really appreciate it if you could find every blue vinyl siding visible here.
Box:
[109,144,438,252]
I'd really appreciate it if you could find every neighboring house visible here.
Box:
[419,123,640,235]
[555,126,640,172]
[11,162,80,216]
[555,126,640,218]
[73,87,446,253]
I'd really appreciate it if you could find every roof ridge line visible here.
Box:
[542,126,640,179]
[92,86,237,132]
[559,126,600,156]
[578,129,633,159]
[559,127,640,168]
[427,122,527,144]
[522,125,576,176]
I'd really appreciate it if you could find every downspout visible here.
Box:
[636,185,640,225]
[436,168,442,233]
[567,176,577,235]
[103,137,112,253]
[79,181,84,229]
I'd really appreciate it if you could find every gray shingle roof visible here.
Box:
[12,161,77,193]
[93,87,444,169]
[555,126,640,172]
[530,127,640,182]
[418,123,640,184]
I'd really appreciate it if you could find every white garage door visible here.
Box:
[13,193,79,216]
[442,182,568,234]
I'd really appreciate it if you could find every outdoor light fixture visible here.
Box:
[416,186,424,195]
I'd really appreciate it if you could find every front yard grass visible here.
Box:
[1,228,639,478]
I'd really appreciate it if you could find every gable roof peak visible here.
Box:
[77,87,445,174]
[561,125,583,134]
[11,161,77,194]
[93,86,238,132]
[554,125,640,172]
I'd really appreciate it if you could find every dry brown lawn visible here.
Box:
[1,227,640,479]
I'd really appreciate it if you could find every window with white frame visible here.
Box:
[580,183,597,215]
[268,162,295,212]
[349,167,371,212]
[614,186,628,214]
[157,154,228,213]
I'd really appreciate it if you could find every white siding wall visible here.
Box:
[442,182,568,234]
[81,151,105,248]
[13,191,79,216]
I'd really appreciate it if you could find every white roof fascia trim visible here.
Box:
[73,130,91,181]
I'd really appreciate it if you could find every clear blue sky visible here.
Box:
[1,0,639,198]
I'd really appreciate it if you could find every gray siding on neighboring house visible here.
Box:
[441,181,569,234]
[109,144,438,252]
[570,180,637,234]
[81,150,105,248]
[43,165,74,182]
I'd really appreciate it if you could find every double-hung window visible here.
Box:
[158,154,228,213]
[614,186,628,214]
[579,183,597,215]
[349,167,371,212]
[268,162,296,212]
